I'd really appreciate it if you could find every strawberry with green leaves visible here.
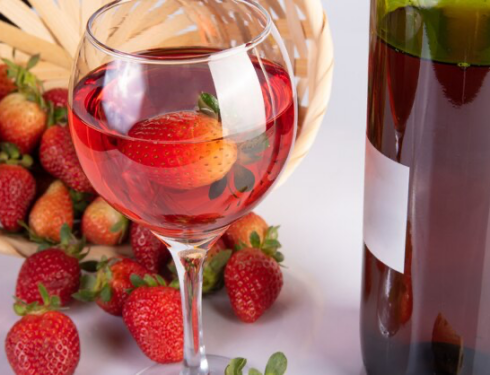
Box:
[130,222,170,273]
[16,224,87,306]
[0,56,47,154]
[118,93,237,190]
[226,352,288,375]
[6,284,80,375]
[29,180,74,242]
[225,227,284,323]
[224,212,269,249]
[123,274,183,363]
[74,257,149,316]
[82,197,128,245]
[0,142,36,232]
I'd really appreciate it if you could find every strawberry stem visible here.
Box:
[198,92,220,119]
[13,283,64,316]
[0,143,33,168]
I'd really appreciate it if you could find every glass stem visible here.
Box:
[154,231,225,375]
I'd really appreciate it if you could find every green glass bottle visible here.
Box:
[362,1,490,374]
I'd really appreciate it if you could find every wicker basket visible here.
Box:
[0,0,333,259]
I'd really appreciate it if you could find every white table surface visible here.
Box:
[0,0,370,373]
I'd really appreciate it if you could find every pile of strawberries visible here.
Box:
[0,57,286,375]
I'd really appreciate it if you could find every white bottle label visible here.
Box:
[363,137,410,274]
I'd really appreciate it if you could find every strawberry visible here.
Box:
[224,212,268,249]
[39,125,94,193]
[81,197,128,245]
[118,110,237,190]
[203,238,232,294]
[0,64,15,101]
[74,257,150,316]
[123,275,183,363]
[224,228,284,323]
[29,180,73,242]
[6,284,80,375]
[130,222,170,273]
[0,144,35,231]
[0,56,47,154]
[16,224,86,306]
[43,88,68,108]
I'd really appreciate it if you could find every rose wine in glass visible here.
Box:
[68,1,296,374]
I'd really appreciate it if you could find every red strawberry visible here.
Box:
[0,64,15,101]
[123,275,183,363]
[224,212,268,249]
[0,57,47,154]
[43,88,68,108]
[29,180,73,242]
[130,222,170,273]
[0,93,47,154]
[225,248,283,323]
[39,125,94,193]
[16,225,86,306]
[0,163,35,231]
[203,238,232,294]
[74,257,150,316]
[118,111,237,190]
[82,197,128,245]
[6,285,80,375]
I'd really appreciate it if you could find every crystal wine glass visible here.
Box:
[68,0,296,373]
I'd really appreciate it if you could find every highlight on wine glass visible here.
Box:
[69,0,295,373]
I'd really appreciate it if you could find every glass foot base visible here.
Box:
[136,355,244,375]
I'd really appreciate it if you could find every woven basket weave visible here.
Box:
[0,0,333,259]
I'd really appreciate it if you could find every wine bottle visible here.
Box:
[362,2,490,374]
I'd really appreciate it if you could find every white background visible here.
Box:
[0,0,370,373]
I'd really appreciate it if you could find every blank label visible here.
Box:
[363,137,410,274]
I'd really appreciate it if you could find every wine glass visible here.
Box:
[68,0,296,373]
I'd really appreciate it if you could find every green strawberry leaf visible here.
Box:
[250,231,261,248]
[79,274,97,290]
[263,239,281,250]
[59,223,72,246]
[155,274,167,286]
[272,251,285,263]
[264,352,287,375]
[26,54,40,71]
[50,295,61,308]
[226,358,247,375]
[38,283,50,306]
[73,289,97,302]
[100,284,113,303]
[265,226,280,241]
[209,174,228,200]
[144,274,158,287]
[130,274,146,288]
[249,369,263,375]
[70,190,93,217]
[198,92,220,117]
[169,279,180,290]
[13,303,26,316]
[233,165,255,193]
[209,249,232,272]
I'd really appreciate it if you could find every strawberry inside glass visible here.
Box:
[70,48,295,238]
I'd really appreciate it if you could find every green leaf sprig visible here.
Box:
[226,352,288,375]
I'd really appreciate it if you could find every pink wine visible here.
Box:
[69,48,295,237]
[362,4,490,375]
